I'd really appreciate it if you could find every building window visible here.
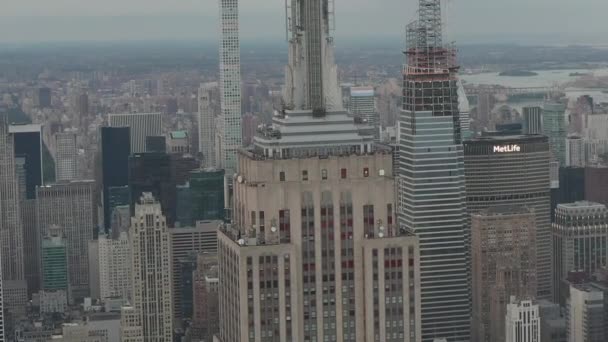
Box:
[280,171,286,182]
[321,169,328,180]
[341,168,347,179]
[259,211,265,229]
[363,205,374,237]
[302,170,309,181]
[363,168,370,177]
[279,209,291,243]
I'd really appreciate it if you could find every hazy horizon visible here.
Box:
[1,0,608,45]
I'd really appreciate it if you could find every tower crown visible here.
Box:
[283,0,341,114]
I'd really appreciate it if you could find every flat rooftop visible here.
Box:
[170,131,187,139]
[9,123,42,133]
[557,201,606,210]
[475,205,533,216]
[465,134,547,143]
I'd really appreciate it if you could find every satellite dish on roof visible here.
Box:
[237,239,246,246]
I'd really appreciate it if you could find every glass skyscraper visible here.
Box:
[543,102,567,165]
[41,231,68,291]
[397,1,470,341]
[100,126,130,231]
[10,124,43,199]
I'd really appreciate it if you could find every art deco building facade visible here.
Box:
[218,151,422,342]
[130,193,173,342]
[553,201,608,302]
[120,305,144,342]
[464,134,552,300]
[472,206,537,342]
[98,232,132,302]
[505,297,541,342]
[216,1,423,341]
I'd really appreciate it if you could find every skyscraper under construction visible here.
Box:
[216,1,423,341]
[397,1,471,341]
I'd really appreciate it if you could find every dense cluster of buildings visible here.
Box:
[3,0,608,342]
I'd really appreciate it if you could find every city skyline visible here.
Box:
[3,0,608,340]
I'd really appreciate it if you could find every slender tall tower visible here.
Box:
[218,0,242,172]
[397,1,471,341]
[198,83,216,168]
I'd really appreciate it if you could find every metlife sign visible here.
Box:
[493,144,521,153]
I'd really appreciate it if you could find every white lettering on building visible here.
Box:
[493,144,521,153]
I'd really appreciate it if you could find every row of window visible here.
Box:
[280,167,381,182]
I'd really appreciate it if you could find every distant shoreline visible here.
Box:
[499,70,539,77]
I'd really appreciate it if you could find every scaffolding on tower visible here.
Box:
[404,0,458,80]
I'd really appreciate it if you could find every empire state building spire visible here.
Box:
[253,0,374,159]
[283,0,341,115]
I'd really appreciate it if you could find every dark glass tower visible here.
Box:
[128,153,173,225]
[190,169,225,221]
[10,125,43,199]
[129,153,199,228]
[100,127,131,230]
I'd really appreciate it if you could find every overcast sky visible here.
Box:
[1,0,607,44]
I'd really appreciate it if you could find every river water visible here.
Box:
[461,68,608,106]
[461,68,608,88]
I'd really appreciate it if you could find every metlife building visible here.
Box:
[464,134,552,300]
